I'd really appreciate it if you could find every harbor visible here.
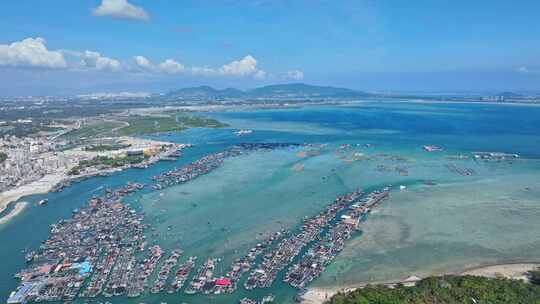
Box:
[6,146,393,304]
[284,188,390,289]
[9,182,147,303]
[3,103,540,304]
[245,188,364,290]
[152,143,303,190]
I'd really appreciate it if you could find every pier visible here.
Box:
[245,188,364,290]
[284,188,390,289]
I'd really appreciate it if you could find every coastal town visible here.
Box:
[0,131,186,219]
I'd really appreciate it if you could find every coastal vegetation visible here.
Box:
[529,267,540,286]
[117,113,227,136]
[61,120,126,140]
[68,155,146,175]
[0,120,63,137]
[60,113,228,140]
[326,275,540,304]
[0,152,7,163]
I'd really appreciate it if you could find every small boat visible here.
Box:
[38,199,48,206]
[25,251,36,263]
[235,129,253,136]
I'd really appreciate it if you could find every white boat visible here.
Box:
[235,129,253,136]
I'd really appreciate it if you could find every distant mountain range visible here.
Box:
[165,83,371,99]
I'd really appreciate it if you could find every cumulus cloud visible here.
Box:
[0,39,292,81]
[133,56,186,74]
[133,55,153,70]
[219,55,258,76]
[92,0,149,21]
[0,37,67,68]
[217,55,266,79]
[80,50,121,71]
[159,59,184,74]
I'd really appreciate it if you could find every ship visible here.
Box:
[423,145,443,152]
[25,251,36,263]
[235,129,253,136]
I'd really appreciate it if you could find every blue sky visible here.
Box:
[0,0,539,95]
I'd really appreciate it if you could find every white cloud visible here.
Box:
[0,39,290,81]
[216,55,267,79]
[92,0,149,21]
[159,59,184,74]
[219,55,260,76]
[0,37,67,68]
[133,56,184,74]
[133,55,153,70]
[285,69,304,80]
[80,50,121,71]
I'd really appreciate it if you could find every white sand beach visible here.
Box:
[0,201,29,225]
[0,173,64,215]
[301,263,540,304]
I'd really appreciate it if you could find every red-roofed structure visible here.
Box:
[215,278,231,286]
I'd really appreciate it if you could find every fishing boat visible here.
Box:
[235,129,253,136]
[25,251,36,263]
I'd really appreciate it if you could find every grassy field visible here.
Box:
[60,113,227,140]
[61,120,125,140]
[117,113,227,136]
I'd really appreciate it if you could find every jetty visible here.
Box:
[284,188,390,288]
[245,188,364,290]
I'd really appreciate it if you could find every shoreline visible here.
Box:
[301,262,540,304]
[0,201,29,225]
[0,139,184,224]
[0,173,65,215]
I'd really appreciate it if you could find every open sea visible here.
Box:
[1,101,540,303]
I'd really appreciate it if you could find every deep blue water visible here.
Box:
[209,103,540,157]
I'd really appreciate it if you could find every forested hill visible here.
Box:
[327,275,540,304]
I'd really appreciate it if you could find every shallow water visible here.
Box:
[1,102,540,303]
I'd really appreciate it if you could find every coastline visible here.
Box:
[0,139,183,224]
[0,202,29,226]
[0,173,65,215]
[301,262,540,304]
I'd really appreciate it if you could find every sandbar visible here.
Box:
[0,201,29,225]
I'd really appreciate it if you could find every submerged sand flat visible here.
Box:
[140,137,540,303]
[312,163,540,289]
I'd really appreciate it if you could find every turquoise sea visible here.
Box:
[1,102,540,303]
